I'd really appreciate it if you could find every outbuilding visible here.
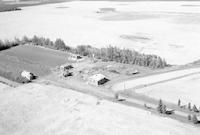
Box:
[132,69,139,75]
[60,64,73,71]
[166,108,175,115]
[21,71,34,81]
[88,74,109,86]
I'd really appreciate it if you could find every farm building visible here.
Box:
[166,108,175,115]
[88,74,109,86]
[21,71,34,81]
[63,70,73,77]
[60,64,73,71]
[76,55,82,59]
[127,69,140,75]
[197,116,200,121]
[68,54,83,61]
[132,69,139,74]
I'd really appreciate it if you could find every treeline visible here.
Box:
[0,36,70,51]
[0,39,20,51]
[74,45,168,68]
[0,36,169,68]
[0,7,21,12]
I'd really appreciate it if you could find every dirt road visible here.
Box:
[38,75,198,126]
[112,67,200,91]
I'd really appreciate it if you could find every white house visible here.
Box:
[21,71,34,81]
[88,74,109,86]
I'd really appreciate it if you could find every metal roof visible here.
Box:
[89,74,106,82]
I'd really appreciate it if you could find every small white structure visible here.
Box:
[21,71,34,81]
[166,108,175,115]
[132,69,139,75]
[88,74,109,86]
[196,116,200,121]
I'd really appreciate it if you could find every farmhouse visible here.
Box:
[88,74,109,86]
[21,71,34,81]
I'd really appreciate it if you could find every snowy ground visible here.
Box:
[111,66,200,107]
[0,1,200,64]
[0,83,9,90]
[136,72,200,107]
[112,67,200,91]
[0,83,199,135]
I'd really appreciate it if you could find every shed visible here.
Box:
[21,71,34,81]
[63,70,73,77]
[132,69,139,75]
[166,108,175,115]
[126,69,139,75]
[88,74,109,86]
[76,55,82,59]
[60,64,73,71]
[197,116,200,121]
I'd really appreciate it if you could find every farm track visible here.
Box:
[112,67,200,91]
[127,71,200,91]
[37,76,198,127]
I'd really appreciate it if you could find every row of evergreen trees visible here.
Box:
[158,99,200,124]
[74,45,168,68]
[0,36,169,69]
[0,36,70,52]
[21,36,71,51]
[178,99,200,113]
[0,39,20,51]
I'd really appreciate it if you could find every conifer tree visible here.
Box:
[162,104,167,114]
[157,99,163,113]
[188,115,191,121]
[193,105,199,113]
[192,115,198,124]
[188,102,191,111]
[178,99,181,106]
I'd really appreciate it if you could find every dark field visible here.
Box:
[0,0,68,12]
[0,45,70,82]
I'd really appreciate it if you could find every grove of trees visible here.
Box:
[0,36,169,69]
[73,45,168,68]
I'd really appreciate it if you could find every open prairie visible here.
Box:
[0,83,199,135]
[112,67,200,105]
[0,82,9,90]
[1,1,200,64]
[0,45,69,80]
[135,72,200,107]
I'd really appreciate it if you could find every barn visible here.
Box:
[88,74,109,86]
[21,71,34,81]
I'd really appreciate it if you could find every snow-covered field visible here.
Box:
[136,72,200,107]
[112,67,200,91]
[0,1,200,64]
[0,82,9,90]
[0,83,199,135]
